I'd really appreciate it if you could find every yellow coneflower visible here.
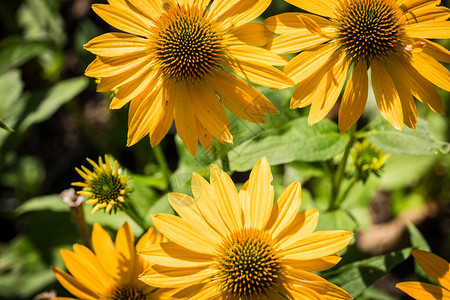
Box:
[265,0,449,132]
[72,155,133,214]
[352,139,389,182]
[139,157,353,299]
[396,249,450,299]
[52,222,170,299]
[84,0,294,155]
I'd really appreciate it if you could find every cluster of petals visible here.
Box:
[52,223,169,299]
[84,0,293,155]
[139,157,354,299]
[397,249,450,299]
[265,0,449,131]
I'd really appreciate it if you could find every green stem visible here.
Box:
[153,144,171,189]
[70,204,91,248]
[124,205,147,231]
[335,176,357,208]
[328,125,356,211]
[218,143,230,172]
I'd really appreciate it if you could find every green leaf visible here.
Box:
[379,154,436,190]
[0,69,24,121]
[17,0,66,45]
[316,209,358,232]
[407,222,431,251]
[18,76,89,132]
[323,248,412,298]
[364,117,450,155]
[15,195,67,216]
[407,223,433,284]
[0,37,51,73]
[0,119,14,132]
[228,117,349,171]
[0,269,55,298]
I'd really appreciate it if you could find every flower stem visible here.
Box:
[153,144,171,190]
[218,143,230,172]
[328,125,356,211]
[71,204,91,248]
[335,176,357,208]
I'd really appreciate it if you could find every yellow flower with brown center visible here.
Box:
[396,249,450,299]
[84,0,294,155]
[72,155,133,214]
[52,222,170,299]
[265,0,449,132]
[139,157,354,299]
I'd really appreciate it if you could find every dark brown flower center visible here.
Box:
[336,0,404,60]
[110,285,147,300]
[216,228,282,297]
[152,5,224,81]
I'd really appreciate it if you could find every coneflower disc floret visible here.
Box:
[336,0,404,60]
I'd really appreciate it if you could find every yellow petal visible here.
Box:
[405,21,450,38]
[284,254,342,271]
[385,58,418,129]
[171,282,219,299]
[398,0,440,12]
[151,214,218,255]
[371,59,404,130]
[148,84,175,147]
[396,281,450,299]
[228,45,289,66]
[191,172,231,235]
[52,267,98,299]
[412,249,450,290]
[228,23,274,46]
[139,241,213,268]
[92,223,119,279]
[186,83,232,144]
[264,30,329,54]
[389,54,444,113]
[420,38,450,63]
[97,61,153,93]
[303,52,349,125]
[136,227,166,252]
[112,68,159,110]
[139,265,213,288]
[126,85,160,146]
[410,51,450,91]
[287,270,352,299]
[126,0,162,21]
[60,248,109,294]
[280,231,354,260]
[210,71,276,123]
[84,32,148,57]
[243,157,274,229]
[283,0,338,18]
[285,43,336,84]
[173,83,199,155]
[167,193,223,241]
[276,209,320,249]
[211,0,271,28]
[266,181,302,239]
[92,4,152,37]
[339,59,369,132]
[85,54,148,78]
[224,58,294,89]
[264,12,333,34]
[209,164,243,232]
[195,118,214,151]
[115,222,136,283]
[403,6,450,24]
